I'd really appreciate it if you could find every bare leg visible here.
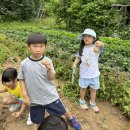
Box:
[90,87,96,103]
[64,110,72,120]
[37,124,40,129]
[3,95,18,105]
[80,88,86,100]
[64,110,82,129]
[90,87,99,113]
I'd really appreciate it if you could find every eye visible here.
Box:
[33,45,37,47]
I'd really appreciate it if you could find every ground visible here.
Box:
[0,58,129,130]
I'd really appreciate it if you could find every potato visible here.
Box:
[41,60,47,65]
[94,47,99,53]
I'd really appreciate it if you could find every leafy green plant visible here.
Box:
[0,22,130,117]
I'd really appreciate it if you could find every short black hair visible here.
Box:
[37,115,68,130]
[27,33,47,46]
[2,68,17,84]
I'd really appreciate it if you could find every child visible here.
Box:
[73,29,104,113]
[37,115,68,130]
[18,33,82,130]
[0,68,33,125]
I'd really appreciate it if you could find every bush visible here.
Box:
[0,0,41,21]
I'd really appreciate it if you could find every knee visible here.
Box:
[90,88,96,93]
[3,98,10,105]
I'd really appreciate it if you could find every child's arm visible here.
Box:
[47,69,55,80]
[19,79,30,105]
[12,103,26,118]
[73,57,80,69]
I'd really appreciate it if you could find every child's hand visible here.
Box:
[95,41,104,48]
[41,60,52,71]
[72,63,77,69]
[12,111,22,118]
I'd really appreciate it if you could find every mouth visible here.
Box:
[85,41,89,43]
[35,53,42,55]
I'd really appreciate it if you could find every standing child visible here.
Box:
[73,29,104,113]
[0,68,33,125]
[18,33,82,130]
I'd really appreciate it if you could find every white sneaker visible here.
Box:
[79,98,88,111]
[90,100,99,113]
[9,104,21,112]
[27,113,33,126]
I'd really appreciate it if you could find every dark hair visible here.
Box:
[2,68,17,84]
[38,115,68,130]
[79,40,85,56]
[27,33,47,46]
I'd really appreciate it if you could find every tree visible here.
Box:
[0,0,41,21]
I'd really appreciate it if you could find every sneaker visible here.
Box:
[27,113,33,126]
[68,116,81,130]
[90,100,99,113]
[79,98,88,111]
[9,104,21,112]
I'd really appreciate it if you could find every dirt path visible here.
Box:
[0,58,129,130]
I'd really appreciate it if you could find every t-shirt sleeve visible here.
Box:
[18,63,24,80]
[99,47,104,54]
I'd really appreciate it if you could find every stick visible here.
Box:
[71,69,76,85]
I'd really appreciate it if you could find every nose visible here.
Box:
[36,47,41,52]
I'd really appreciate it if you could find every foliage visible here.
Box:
[111,0,130,4]
[0,21,129,117]
[50,0,115,33]
[46,0,130,39]
[0,33,27,72]
[0,0,41,21]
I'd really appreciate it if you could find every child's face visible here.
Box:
[3,79,17,90]
[28,43,46,59]
[83,34,95,45]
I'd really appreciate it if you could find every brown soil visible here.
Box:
[0,58,129,130]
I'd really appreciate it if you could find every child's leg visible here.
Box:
[80,88,86,100]
[45,99,81,130]
[64,110,73,119]
[90,87,96,103]
[89,87,99,113]
[26,112,33,126]
[3,95,22,112]
[79,88,88,110]
[3,95,18,105]
[64,111,81,130]
[30,105,45,126]
[79,77,89,110]
[89,76,100,113]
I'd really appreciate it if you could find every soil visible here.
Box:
[0,58,129,130]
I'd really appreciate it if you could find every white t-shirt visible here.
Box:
[77,44,101,78]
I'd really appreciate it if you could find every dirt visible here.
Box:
[0,58,129,130]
